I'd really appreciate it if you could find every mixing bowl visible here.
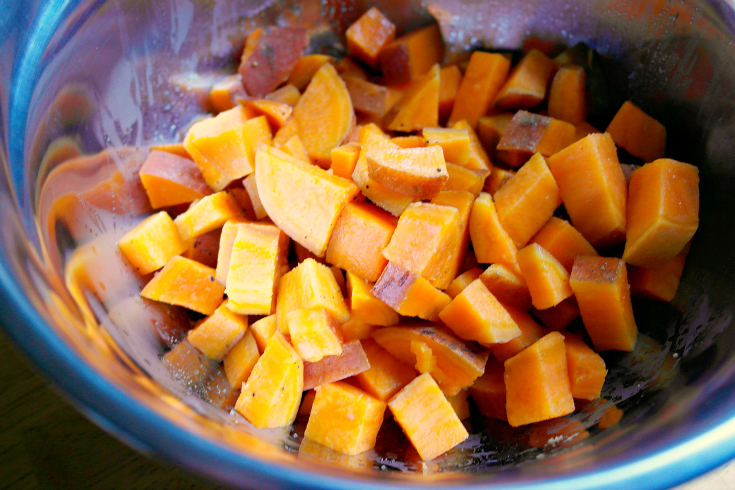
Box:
[3,0,735,488]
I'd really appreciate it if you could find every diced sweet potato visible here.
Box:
[373,325,488,396]
[469,193,518,266]
[446,267,484,299]
[380,24,444,85]
[563,333,607,400]
[384,64,441,132]
[341,319,380,341]
[628,241,690,302]
[330,142,361,180]
[303,339,371,390]
[203,366,240,411]
[548,65,587,124]
[570,256,638,351]
[173,191,245,244]
[343,76,390,118]
[547,133,628,248]
[391,135,427,148]
[250,314,277,354]
[447,390,471,421]
[494,49,557,110]
[356,339,416,401]
[239,27,309,97]
[477,113,514,152]
[243,99,293,132]
[372,262,451,321]
[479,264,532,311]
[516,243,573,310]
[532,297,580,331]
[423,127,470,166]
[235,332,303,428]
[497,111,576,158]
[224,330,260,388]
[265,83,301,106]
[182,228,221,269]
[428,190,475,288]
[529,217,597,272]
[439,65,462,123]
[288,308,344,362]
[274,63,354,168]
[439,278,521,345]
[504,332,575,427]
[483,168,516,196]
[448,52,511,128]
[450,119,494,172]
[118,211,187,275]
[346,271,399,326]
[255,145,359,257]
[623,159,699,268]
[163,340,218,389]
[488,307,548,361]
[305,381,387,455]
[209,74,248,113]
[365,145,448,200]
[606,101,666,162]
[443,163,487,197]
[187,300,247,361]
[139,150,212,209]
[469,357,507,421]
[214,219,248,284]
[389,373,468,461]
[141,255,224,316]
[346,8,396,69]
[287,54,334,91]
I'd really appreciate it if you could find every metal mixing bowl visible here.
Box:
[3,0,735,488]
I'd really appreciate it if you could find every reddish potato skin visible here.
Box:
[239,27,309,97]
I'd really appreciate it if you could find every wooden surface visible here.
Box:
[0,331,731,490]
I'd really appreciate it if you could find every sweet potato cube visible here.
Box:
[497,111,576,158]
[439,65,462,123]
[182,228,221,269]
[303,339,370,390]
[606,101,666,162]
[265,83,301,106]
[343,76,390,118]
[255,145,359,256]
[479,263,532,311]
[214,219,248,284]
[477,113,514,152]
[446,267,483,299]
[243,99,293,131]
[448,52,511,128]
[488,307,548,361]
[276,258,350,335]
[187,300,247,361]
[517,243,573,310]
[570,256,638,351]
[380,24,444,85]
[547,133,628,248]
[530,217,597,272]
[494,49,557,111]
[548,65,587,124]
[469,193,518,266]
[384,64,440,132]
[202,366,240,411]
[365,145,448,200]
[389,373,469,461]
[330,142,361,180]
[628,242,690,302]
[173,191,245,244]
[235,332,303,428]
[447,391,471,420]
[241,174,266,220]
[305,381,387,455]
[250,314,277,353]
[238,26,309,97]
[356,339,416,401]
[443,163,488,197]
[209,74,247,113]
[450,119,494,172]
[274,63,354,168]
[391,135,427,148]
[346,8,396,69]
[288,308,344,362]
[373,325,488,396]
[504,332,575,427]
[423,127,470,166]
[139,150,211,209]
[623,159,699,268]
[372,262,451,321]
[483,168,516,196]
[118,211,187,275]
[532,297,580,331]
[470,358,507,420]
[341,319,380,341]
[286,54,333,91]
[346,271,399,326]
[223,330,260,388]
[162,340,218,388]
[141,255,224,316]
[563,333,607,400]
[495,153,562,248]
[429,190,475,288]
[439,279,521,345]
[225,222,290,315]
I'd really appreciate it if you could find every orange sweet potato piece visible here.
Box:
[384,64,440,132]
[477,113,514,152]
[429,190,475,288]
[209,74,247,113]
[563,333,607,400]
[346,8,396,69]
[326,201,396,283]
[530,217,597,272]
[380,24,444,84]
[187,300,247,361]
[239,27,309,97]
[488,307,548,361]
[517,243,573,310]
[287,54,334,91]
[439,65,462,123]
[372,262,451,321]
[444,163,488,197]
[214,219,248,284]
[274,63,354,168]
[173,191,245,244]
[303,339,371,390]
[469,192,518,266]
[445,267,483,299]
[628,241,690,302]
[223,329,260,388]
[305,381,387,455]
[250,314,277,354]
[343,76,390,118]
[341,319,380,341]
[288,308,344,362]
[448,52,511,128]
[235,332,303,428]
[389,373,469,461]
[450,119,494,172]
[623,159,699,268]
[547,133,628,248]
[202,366,240,411]
[469,357,507,421]
[479,263,532,311]
[346,271,399,326]
[423,127,470,166]
[255,145,359,256]
[570,256,638,351]
[483,168,516,196]
[504,332,575,427]
[497,111,576,158]
[494,49,557,111]
[139,150,212,208]
[182,228,221,269]
[447,391,471,421]
[141,255,224,316]
[606,101,666,162]
[118,211,187,275]
[548,65,587,124]
[330,142,361,180]
[494,153,562,248]
[356,339,416,401]
[225,222,290,315]
[242,99,293,131]
[365,145,448,200]
[162,340,218,388]
[532,297,580,331]
[391,135,427,148]
[265,83,301,106]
